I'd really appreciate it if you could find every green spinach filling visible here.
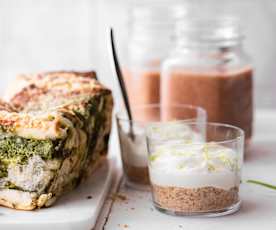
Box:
[0,94,108,187]
[0,136,63,178]
[72,95,107,156]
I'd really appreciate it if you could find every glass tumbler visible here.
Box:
[116,104,206,190]
[146,122,244,216]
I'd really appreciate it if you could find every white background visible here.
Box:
[0,0,274,109]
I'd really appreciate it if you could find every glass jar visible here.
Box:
[116,104,206,190]
[146,122,244,216]
[161,17,253,142]
[123,4,185,120]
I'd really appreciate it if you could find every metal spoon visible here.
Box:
[110,28,135,139]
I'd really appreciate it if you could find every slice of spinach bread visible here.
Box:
[0,71,113,210]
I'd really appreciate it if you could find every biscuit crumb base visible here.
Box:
[152,185,239,213]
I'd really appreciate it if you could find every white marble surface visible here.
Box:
[101,110,276,230]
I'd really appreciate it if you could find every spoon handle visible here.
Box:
[110,28,133,121]
[110,28,135,138]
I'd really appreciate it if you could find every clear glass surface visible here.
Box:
[146,122,244,216]
[116,104,206,190]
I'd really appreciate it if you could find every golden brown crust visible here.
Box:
[0,100,17,112]
[41,70,97,79]
[0,111,70,139]
[0,70,112,139]
[0,156,107,211]
[10,84,48,110]
[4,71,97,102]
[0,190,38,211]
[9,71,109,111]
[16,70,97,84]
[0,198,35,211]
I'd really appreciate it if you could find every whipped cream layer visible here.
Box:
[149,142,240,190]
[119,123,204,167]
[148,122,204,142]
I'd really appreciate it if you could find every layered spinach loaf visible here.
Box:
[0,71,113,210]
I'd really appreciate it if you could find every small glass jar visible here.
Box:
[116,104,206,190]
[123,4,185,112]
[146,122,244,216]
[161,17,253,143]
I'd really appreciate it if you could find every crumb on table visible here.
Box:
[110,193,128,202]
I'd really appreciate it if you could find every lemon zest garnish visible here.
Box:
[151,126,160,132]
[203,144,210,161]
[177,163,186,170]
[171,151,193,157]
[184,139,192,144]
[207,163,216,172]
[219,152,238,171]
[149,151,162,162]
[149,154,158,162]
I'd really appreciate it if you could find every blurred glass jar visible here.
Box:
[161,17,254,143]
[123,4,186,120]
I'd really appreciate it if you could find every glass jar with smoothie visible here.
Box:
[123,3,186,120]
[161,17,253,144]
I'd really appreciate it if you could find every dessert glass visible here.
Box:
[116,104,206,190]
[146,122,244,216]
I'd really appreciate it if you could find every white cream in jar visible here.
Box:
[119,122,203,168]
[149,142,240,190]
